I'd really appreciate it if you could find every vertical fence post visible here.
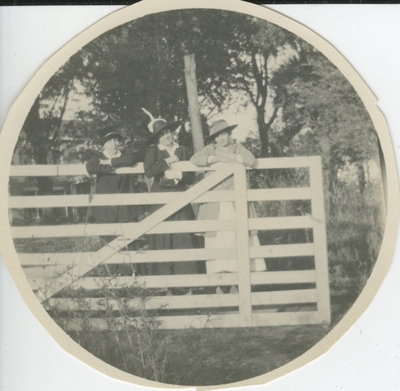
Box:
[184,54,204,153]
[309,156,331,324]
[234,163,252,327]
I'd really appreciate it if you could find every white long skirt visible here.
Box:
[205,202,267,274]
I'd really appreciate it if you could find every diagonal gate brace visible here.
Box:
[42,165,234,300]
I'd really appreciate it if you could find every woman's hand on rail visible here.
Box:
[207,155,233,164]
[209,151,243,164]
[164,169,182,180]
[215,150,244,164]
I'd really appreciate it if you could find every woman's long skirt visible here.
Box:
[205,202,266,274]
[147,204,204,275]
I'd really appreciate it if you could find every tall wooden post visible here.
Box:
[184,53,204,153]
[309,156,331,325]
[234,163,253,327]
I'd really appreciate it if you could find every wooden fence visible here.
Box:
[8,156,330,329]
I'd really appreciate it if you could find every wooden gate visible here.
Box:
[8,156,330,329]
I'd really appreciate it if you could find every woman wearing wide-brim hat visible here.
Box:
[190,119,266,291]
[86,125,146,274]
[142,109,204,278]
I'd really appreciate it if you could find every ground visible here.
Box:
[62,289,351,387]
[13,235,363,387]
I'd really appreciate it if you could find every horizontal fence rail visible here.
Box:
[9,156,330,329]
[9,187,312,209]
[18,244,315,267]
[9,156,314,177]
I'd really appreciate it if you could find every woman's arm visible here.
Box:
[236,144,256,167]
[86,153,113,174]
[190,145,227,166]
[110,149,138,168]
[215,145,255,167]
[208,154,239,164]
[191,144,235,166]
[177,147,195,185]
[143,146,170,179]
[190,145,210,167]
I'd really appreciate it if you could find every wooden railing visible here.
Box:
[8,156,330,329]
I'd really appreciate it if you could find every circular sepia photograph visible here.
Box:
[1,2,399,390]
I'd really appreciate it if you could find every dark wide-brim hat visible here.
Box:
[206,119,238,144]
[149,119,180,143]
[98,126,124,146]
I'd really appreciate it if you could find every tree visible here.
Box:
[223,20,298,157]
[17,49,92,165]
[75,10,261,153]
[17,8,378,170]
[273,45,380,211]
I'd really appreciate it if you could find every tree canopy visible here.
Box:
[15,8,381,194]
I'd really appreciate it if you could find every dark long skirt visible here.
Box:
[147,204,205,275]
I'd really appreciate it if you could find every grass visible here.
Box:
[161,325,330,385]
[66,322,331,386]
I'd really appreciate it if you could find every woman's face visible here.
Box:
[158,129,173,147]
[215,131,232,148]
[103,137,121,157]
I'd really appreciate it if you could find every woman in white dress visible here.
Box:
[190,119,266,293]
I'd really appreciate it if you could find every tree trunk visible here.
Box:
[328,162,340,216]
[23,98,54,199]
[356,161,367,196]
[258,113,269,158]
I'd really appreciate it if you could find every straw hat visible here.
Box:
[206,119,237,144]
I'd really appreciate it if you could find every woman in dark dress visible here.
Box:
[86,126,144,225]
[86,126,145,275]
[143,111,203,276]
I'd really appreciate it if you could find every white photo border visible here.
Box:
[1,3,399,391]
